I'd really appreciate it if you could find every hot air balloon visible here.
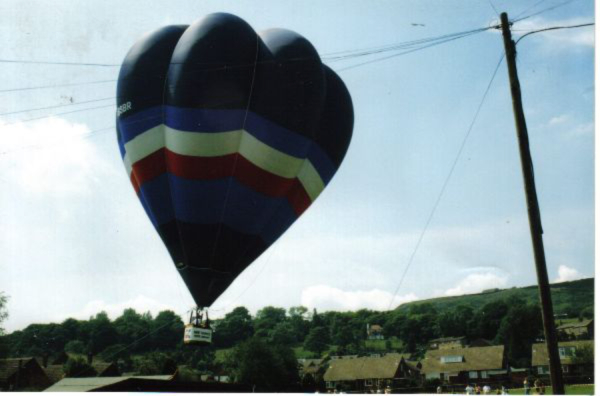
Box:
[116,13,353,343]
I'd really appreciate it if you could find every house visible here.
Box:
[420,345,506,384]
[531,340,594,377]
[42,360,119,385]
[44,375,251,392]
[557,319,593,339]
[367,324,385,340]
[428,336,467,350]
[0,357,52,391]
[323,353,421,392]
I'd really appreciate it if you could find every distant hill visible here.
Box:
[396,277,593,317]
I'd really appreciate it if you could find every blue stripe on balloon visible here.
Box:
[118,105,337,182]
[118,106,164,143]
[139,174,298,244]
[137,173,175,228]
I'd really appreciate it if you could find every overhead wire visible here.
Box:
[513,0,583,22]
[337,28,490,72]
[0,96,114,117]
[386,52,506,310]
[0,79,117,94]
[514,0,548,19]
[514,22,594,45]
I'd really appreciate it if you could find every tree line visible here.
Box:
[0,294,593,390]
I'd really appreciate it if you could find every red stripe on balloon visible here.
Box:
[131,148,311,216]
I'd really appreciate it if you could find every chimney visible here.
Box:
[87,352,93,365]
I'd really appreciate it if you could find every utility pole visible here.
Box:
[500,12,565,395]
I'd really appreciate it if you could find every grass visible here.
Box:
[507,385,594,395]
[214,347,233,363]
[364,337,403,351]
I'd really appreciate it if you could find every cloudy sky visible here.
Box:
[0,0,594,332]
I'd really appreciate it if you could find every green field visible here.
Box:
[397,278,593,317]
[508,385,594,395]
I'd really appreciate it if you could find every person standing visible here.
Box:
[524,379,530,395]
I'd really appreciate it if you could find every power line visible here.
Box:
[1,103,115,126]
[323,26,492,62]
[0,59,119,67]
[513,0,583,22]
[337,28,488,72]
[386,52,505,310]
[0,96,114,117]
[514,0,548,19]
[0,79,117,94]
[515,22,594,45]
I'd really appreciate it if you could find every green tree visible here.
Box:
[64,340,86,354]
[225,337,299,391]
[88,311,118,355]
[213,306,254,348]
[63,357,96,377]
[151,310,184,350]
[495,302,542,366]
[0,293,8,358]
[579,306,594,321]
[135,352,178,375]
[304,326,331,356]
[254,307,286,338]
[288,306,310,342]
[471,300,509,340]
[438,305,474,338]
[270,322,296,346]
[113,309,152,351]
[572,343,594,373]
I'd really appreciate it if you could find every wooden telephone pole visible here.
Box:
[500,12,565,395]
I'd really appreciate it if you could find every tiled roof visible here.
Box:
[0,358,35,382]
[323,353,413,382]
[420,345,504,374]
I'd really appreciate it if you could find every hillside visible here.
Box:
[396,277,594,317]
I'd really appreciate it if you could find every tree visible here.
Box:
[151,310,184,350]
[113,309,152,351]
[495,302,542,366]
[88,311,118,355]
[213,307,254,348]
[135,352,178,375]
[579,306,594,321]
[64,340,86,354]
[438,305,474,338]
[572,343,594,374]
[0,293,8,358]
[471,300,509,340]
[288,306,310,342]
[225,337,299,392]
[303,326,330,356]
[270,322,296,346]
[63,357,96,377]
[254,307,286,338]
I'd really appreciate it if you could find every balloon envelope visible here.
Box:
[116,13,353,307]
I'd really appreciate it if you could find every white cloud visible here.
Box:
[443,272,508,296]
[62,295,183,322]
[565,122,594,138]
[0,117,114,196]
[554,265,582,283]
[300,284,418,311]
[548,114,570,126]
[513,17,594,50]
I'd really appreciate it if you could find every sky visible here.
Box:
[0,0,594,333]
